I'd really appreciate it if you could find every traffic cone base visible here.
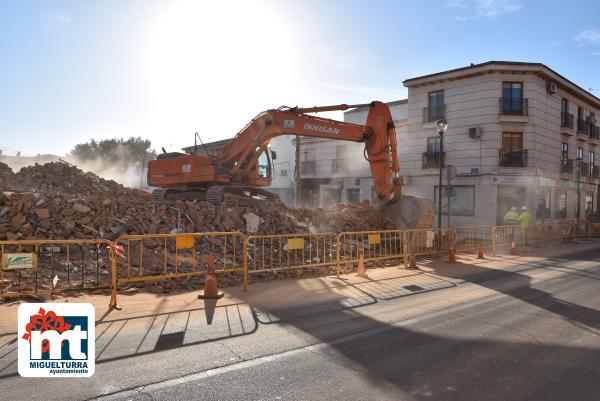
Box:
[199,253,224,299]
[477,243,484,259]
[408,252,418,269]
[198,274,224,299]
[356,253,368,278]
[447,248,457,263]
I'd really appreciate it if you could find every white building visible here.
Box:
[296,100,407,207]
[402,61,599,226]
[296,61,600,226]
[266,135,296,205]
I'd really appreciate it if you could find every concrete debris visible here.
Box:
[0,161,404,295]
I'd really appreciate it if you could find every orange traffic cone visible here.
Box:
[408,249,418,269]
[477,243,484,259]
[447,247,457,263]
[510,241,517,255]
[356,252,368,278]
[198,253,224,299]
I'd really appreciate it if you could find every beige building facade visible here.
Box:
[296,61,600,226]
[403,61,599,226]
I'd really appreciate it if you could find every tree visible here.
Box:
[70,137,157,168]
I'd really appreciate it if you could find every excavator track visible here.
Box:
[206,186,225,204]
[150,185,281,206]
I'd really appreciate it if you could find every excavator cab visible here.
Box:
[257,148,272,179]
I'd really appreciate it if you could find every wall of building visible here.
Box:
[295,102,408,207]
[266,135,296,205]
[404,69,599,226]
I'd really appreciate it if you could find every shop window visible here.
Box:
[555,190,567,218]
[347,188,360,204]
[536,188,551,219]
[433,185,475,216]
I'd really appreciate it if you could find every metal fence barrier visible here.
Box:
[109,232,245,307]
[589,222,600,237]
[402,228,453,259]
[1,239,112,299]
[455,225,493,253]
[4,220,598,302]
[491,225,524,255]
[336,230,404,274]
[245,232,337,274]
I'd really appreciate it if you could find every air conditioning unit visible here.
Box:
[468,127,483,139]
[547,81,558,94]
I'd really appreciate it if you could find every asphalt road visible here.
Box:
[1,245,599,401]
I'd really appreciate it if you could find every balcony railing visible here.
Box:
[577,119,590,136]
[591,125,600,140]
[560,158,573,174]
[593,165,600,179]
[331,159,347,174]
[536,208,551,219]
[422,151,444,169]
[422,104,445,122]
[300,160,316,175]
[499,149,528,167]
[579,161,590,178]
[554,210,567,219]
[499,97,528,115]
[561,112,574,129]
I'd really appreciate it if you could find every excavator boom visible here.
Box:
[147,101,433,229]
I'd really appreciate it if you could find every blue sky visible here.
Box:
[2,0,600,156]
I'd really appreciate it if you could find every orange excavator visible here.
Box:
[147,101,433,229]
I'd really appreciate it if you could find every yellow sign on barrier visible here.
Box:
[368,234,381,245]
[287,238,305,250]
[2,253,37,270]
[176,235,196,250]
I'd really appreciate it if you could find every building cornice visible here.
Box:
[403,61,600,110]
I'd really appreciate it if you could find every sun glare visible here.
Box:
[145,0,299,146]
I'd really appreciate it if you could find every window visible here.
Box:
[589,112,596,124]
[561,98,568,114]
[502,82,523,114]
[577,147,584,161]
[536,188,551,219]
[555,190,567,218]
[502,132,523,151]
[561,142,568,160]
[590,151,595,165]
[560,98,573,128]
[354,178,360,186]
[433,185,475,216]
[578,106,584,121]
[280,169,288,177]
[347,188,360,204]
[426,90,444,121]
[257,150,271,179]
[586,193,594,215]
[500,132,525,166]
[427,137,441,154]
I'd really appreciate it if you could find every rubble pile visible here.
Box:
[0,162,13,182]
[292,201,393,233]
[0,162,391,241]
[0,162,398,295]
[3,161,146,199]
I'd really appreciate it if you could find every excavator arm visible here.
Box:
[147,100,433,228]
[220,101,402,201]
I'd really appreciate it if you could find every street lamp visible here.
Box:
[576,156,582,222]
[434,119,448,229]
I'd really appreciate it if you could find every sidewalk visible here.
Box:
[1,238,598,390]
[1,238,598,336]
